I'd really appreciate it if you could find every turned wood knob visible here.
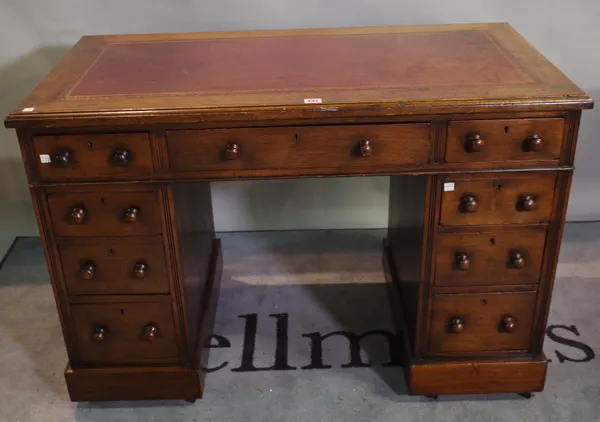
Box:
[111,149,131,166]
[450,317,465,334]
[93,327,106,342]
[69,206,87,224]
[461,195,478,213]
[503,316,516,333]
[528,134,543,152]
[53,150,73,168]
[519,195,536,212]
[225,143,240,160]
[510,252,526,269]
[456,253,470,271]
[133,262,149,279]
[123,206,140,223]
[144,324,158,342]
[466,134,484,152]
[79,261,96,280]
[359,140,372,157]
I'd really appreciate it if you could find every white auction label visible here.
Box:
[22,107,35,112]
[39,154,51,164]
[303,98,322,104]
[444,182,455,192]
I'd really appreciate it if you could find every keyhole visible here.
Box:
[482,299,487,306]
[504,126,510,134]
[496,184,502,192]
[293,133,299,144]
[108,248,114,256]
[489,237,496,245]
[88,141,93,149]
[100,197,105,205]
[120,309,125,315]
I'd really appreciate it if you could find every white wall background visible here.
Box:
[1,0,599,256]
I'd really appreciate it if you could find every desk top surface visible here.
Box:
[5,23,592,127]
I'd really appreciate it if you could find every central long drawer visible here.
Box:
[166,124,431,172]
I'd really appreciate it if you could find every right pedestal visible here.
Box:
[386,170,571,396]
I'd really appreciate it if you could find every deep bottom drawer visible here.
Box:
[429,291,537,354]
[71,300,180,365]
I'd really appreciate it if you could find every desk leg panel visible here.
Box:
[387,175,435,356]
[169,182,217,366]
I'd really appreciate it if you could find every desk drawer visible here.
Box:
[166,124,430,172]
[59,237,169,295]
[33,133,153,180]
[429,292,536,354]
[440,173,556,226]
[71,301,180,365]
[445,118,564,163]
[48,190,162,237]
[434,228,547,287]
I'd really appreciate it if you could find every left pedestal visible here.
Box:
[31,183,220,401]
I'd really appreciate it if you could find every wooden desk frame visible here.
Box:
[5,24,592,401]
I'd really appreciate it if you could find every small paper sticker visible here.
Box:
[444,182,455,192]
[39,154,51,164]
[22,107,35,112]
[304,98,322,104]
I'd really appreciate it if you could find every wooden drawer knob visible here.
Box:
[503,316,516,333]
[79,261,97,280]
[69,206,87,224]
[466,134,484,152]
[527,134,543,152]
[123,206,140,223]
[225,143,240,160]
[450,317,465,334]
[510,252,526,269]
[111,148,131,166]
[456,253,470,271]
[133,262,149,279]
[519,195,536,212]
[93,327,107,342]
[461,195,478,213]
[144,324,158,342]
[54,150,73,168]
[359,140,372,157]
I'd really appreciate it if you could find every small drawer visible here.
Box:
[434,228,547,287]
[429,292,537,354]
[166,123,430,172]
[445,118,565,163]
[47,190,162,237]
[59,237,169,295]
[440,173,556,226]
[33,133,154,181]
[71,301,180,365]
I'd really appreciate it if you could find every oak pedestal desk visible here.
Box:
[4,23,593,401]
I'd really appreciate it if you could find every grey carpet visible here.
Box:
[0,225,598,421]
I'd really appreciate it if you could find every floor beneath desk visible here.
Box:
[0,225,599,421]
